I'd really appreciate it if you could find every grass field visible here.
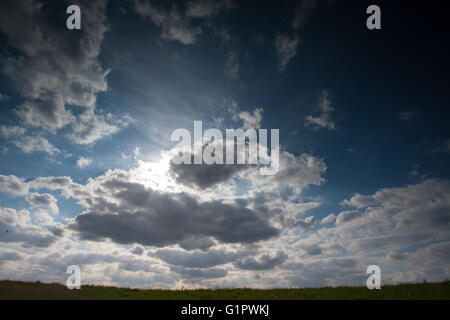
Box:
[0,280,449,300]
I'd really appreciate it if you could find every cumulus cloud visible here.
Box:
[77,156,93,168]
[130,245,145,255]
[154,248,242,268]
[170,161,246,190]
[0,174,29,196]
[25,192,59,215]
[294,215,316,228]
[305,90,336,130]
[66,171,279,248]
[320,213,336,224]
[327,179,450,254]
[235,250,287,270]
[274,33,300,70]
[335,210,361,225]
[0,207,57,248]
[0,125,59,155]
[238,108,263,129]
[170,265,227,279]
[0,0,123,146]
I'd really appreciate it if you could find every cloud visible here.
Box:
[134,0,201,45]
[226,49,239,78]
[0,125,59,155]
[0,249,22,264]
[320,213,336,224]
[77,156,93,168]
[68,109,122,145]
[335,210,361,225]
[292,0,319,30]
[300,244,322,256]
[0,175,29,196]
[154,248,242,268]
[15,98,75,133]
[0,0,122,145]
[234,250,287,270]
[169,151,247,189]
[25,192,59,215]
[329,179,450,253]
[274,33,300,70]
[399,110,420,122]
[186,0,235,18]
[170,265,228,278]
[305,90,336,130]
[238,108,263,129]
[294,215,316,228]
[0,207,57,248]
[67,171,279,248]
[130,245,145,255]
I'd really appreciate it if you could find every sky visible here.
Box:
[0,0,449,289]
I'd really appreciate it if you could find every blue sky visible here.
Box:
[0,0,449,288]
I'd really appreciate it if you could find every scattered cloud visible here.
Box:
[186,0,235,18]
[399,110,421,122]
[0,125,59,155]
[134,1,202,45]
[292,0,319,30]
[274,33,300,70]
[0,0,123,147]
[77,157,93,168]
[305,90,336,130]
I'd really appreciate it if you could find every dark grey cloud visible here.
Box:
[0,222,57,248]
[170,265,228,279]
[68,180,279,248]
[130,245,145,255]
[0,250,22,263]
[234,250,287,270]
[301,244,322,256]
[153,249,242,268]
[169,142,251,190]
[170,162,246,189]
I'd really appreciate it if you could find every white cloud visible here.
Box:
[25,192,59,215]
[0,175,29,196]
[320,213,336,224]
[0,125,59,155]
[238,108,263,129]
[77,157,93,168]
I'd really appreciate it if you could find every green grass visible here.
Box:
[0,280,449,300]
